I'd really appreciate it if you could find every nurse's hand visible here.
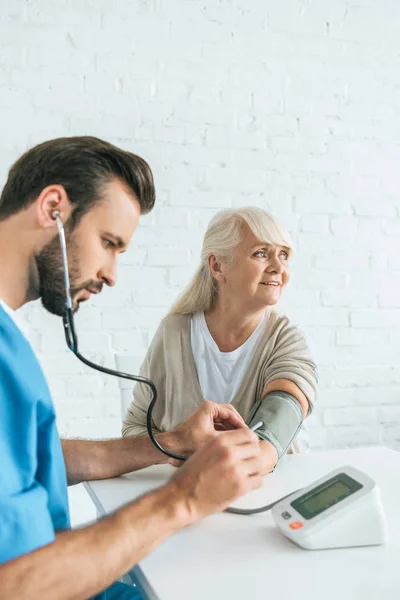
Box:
[168,400,246,465]
[169,428,264,523]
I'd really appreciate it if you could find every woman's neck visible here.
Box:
[204,299,266,352]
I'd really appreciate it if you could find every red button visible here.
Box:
[289,521,304,530]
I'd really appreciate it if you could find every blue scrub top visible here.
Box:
[0,306,141,599]
[0,305,70,563]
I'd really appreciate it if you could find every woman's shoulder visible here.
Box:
[266,308,291,331]
[144,314,191,365]
[157,313,192,336]
[265,309,307,345]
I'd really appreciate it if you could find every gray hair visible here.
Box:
[169,206,293,315]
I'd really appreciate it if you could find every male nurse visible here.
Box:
[0,136,266,599]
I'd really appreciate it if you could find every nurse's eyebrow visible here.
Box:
[103,232,126,250]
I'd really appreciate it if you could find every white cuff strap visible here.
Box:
[246,391,303,459]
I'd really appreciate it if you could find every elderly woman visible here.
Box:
[122,207,317,472]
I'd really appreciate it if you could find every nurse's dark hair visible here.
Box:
[0,136,155,225]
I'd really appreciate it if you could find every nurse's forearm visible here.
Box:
[0,482,189,600]
[61,433,181,485]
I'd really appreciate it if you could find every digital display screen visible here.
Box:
[291,473,363,520]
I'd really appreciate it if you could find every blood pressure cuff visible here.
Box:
[246,391,303,459]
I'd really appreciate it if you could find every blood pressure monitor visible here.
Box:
[271,466,387,550]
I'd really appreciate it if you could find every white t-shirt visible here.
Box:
[190,312,267,404]
[0,299,17,322]
[0,299,27,336]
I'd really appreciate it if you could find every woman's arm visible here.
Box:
[261,378,309,418]
[257,379,309,474]
[249,320,318,469]
[122,322,166,437]
[259,319,317,413]
[122,402,161,437]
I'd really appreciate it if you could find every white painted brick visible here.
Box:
[381,426,400,450]
[370,254,388,270]
[103,307,166,331]
[67,375,105,398]
[46,377,69,398]
[102,396,124,419]
[1,0,399,454]
[73,309,102,331]
[378,289,400,308]
[133,226,205,248]
[307,428,328,450]
[387,255,400,270]
[330,216,358,239]
[205,167,271,191]
[152,123,186,144]
[350,310,400,327]
[289,307,349,327]
[119,246,147,267]
[318,389,356,408]
[90,286,131,309]
[349,272,400,295]
[37,353,85,375]
[322,291,377,309]
[335,328,390,347]
[325,173,381,200]
[327,426,379,448]
[326,344,397,368]
[353,388,400,406]
[335,366,392,388]
[314,250,370,271]
[301,215,330,234]
[55,395,105,421]
[383,219,400,236]
[391,367,400,384]
[172,189,233,209]
[154,207,191,228]
[133,287,178,308]
[118,266,168,290]
[295,193,352,219]
[323,408,377,426]
[101,309,150,330]
[167,265,197,289]
[64,418,122,439]
[317,366,337,389]
[291,270,350,292]
[42,334,71,353]
[282,289,321,309]
[378,407,400,423]
[147,247,191,267]
[75,333,111,354]
[352,198,396,218]
[111,331,149,354]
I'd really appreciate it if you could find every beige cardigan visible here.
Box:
[122,310,317,441]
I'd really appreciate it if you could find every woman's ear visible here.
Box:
[208,254,226,283]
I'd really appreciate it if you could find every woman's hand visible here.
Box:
[168,400,246,466]
[259,440,279,474]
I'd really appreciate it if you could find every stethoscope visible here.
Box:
[53,211,296,515]
[53,210,186,462]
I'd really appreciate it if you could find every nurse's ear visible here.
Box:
[35,185,72,230]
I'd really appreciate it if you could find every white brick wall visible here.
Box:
[1,0,400,451]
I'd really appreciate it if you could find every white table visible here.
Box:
[84,447,400,600]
